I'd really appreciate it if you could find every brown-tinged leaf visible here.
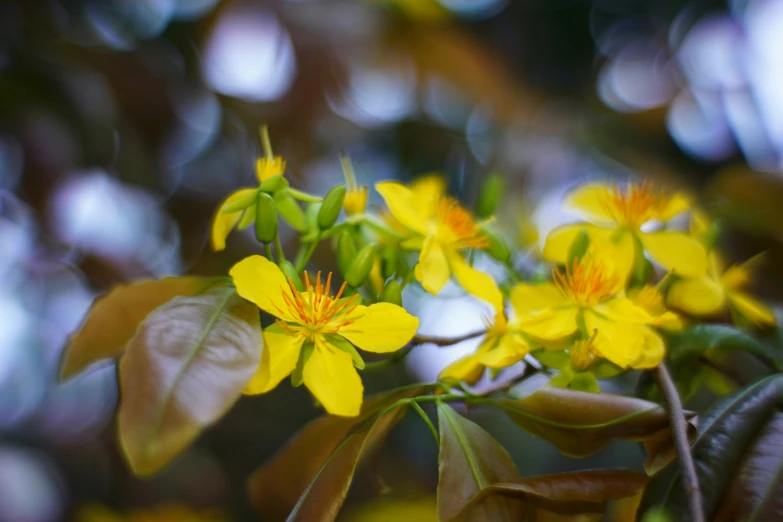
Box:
[248,385,431,522]
[492,387,695,458]
[642,423,698,476]
[118,288,261,476]
[437,403,521,522]
[456,469,648,522]
[59,276,216,381]
[653,374,783,521]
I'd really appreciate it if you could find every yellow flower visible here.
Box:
[439,312,531,385]
[380,174,447,238]
[211,126,286,251]
[376,181,503,310]
[230,255,419,417]
[543,180,707,278]
[511,254,676,369]
[667,253,775,326]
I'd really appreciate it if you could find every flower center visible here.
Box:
[436,197,488,249]
[570,339,597,371]
[633,285,664,313]
[599,181,670,228]
[277,271,359,336]
[553,257,620,306]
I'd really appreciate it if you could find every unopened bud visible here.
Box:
[317,185,346,230]
[336,232,357,277]
[483,229,511,263]
[343,186,368,216]
[346,244,376,287]
[381,244,398,279]
[476,174,504,218]
[380,280,403,306]
[254,192,278,243]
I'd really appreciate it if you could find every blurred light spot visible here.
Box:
[437,0,508,18]
[328,59,416,127]
[678,16,745,89]
[202,8,297,102]
[745,0,783,66]
[164,86,221,168]
[466,104,497,164]
[173,0,220,21]
[85,0,176,50]
[667,91,737,161]
[0,134,23,190]
[0,447,63,522]
[598,40,675,112]
[723,89,778,170]
[422,77,472,129]
[49,172,182,275]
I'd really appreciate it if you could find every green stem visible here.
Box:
[504,258,521,283]
[410,401,440,445]
[264,242,274,261]
[260,125,273,159]
[295,233,321,272]
[274,233,286,262]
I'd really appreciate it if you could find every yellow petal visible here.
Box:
[211,188,257,251]
[479,334,530,369]
[244,328,303,395]
[631,326,666,369]
[439,351,486,385]
[410,174,447,221]
[542,223,626,266]
[587,228,636,285]
[303,337,363,417]
[338,303,419,353]
[639,231,707,277]
[721,253,764,290]
[510,282,567,313]
[564,182,616,224]
[542,224,591,264]
[729,292,776,326]
[447,251,504,311]
[595,298,656,324]
[229,255,298,322]
[415,237,451,295]
[666,276,725,316]
[375,182,429,236]
[656,192,691,222]
[583,311,645,368]
[520,307,579,340]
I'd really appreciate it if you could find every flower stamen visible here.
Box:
[553,257,620,306]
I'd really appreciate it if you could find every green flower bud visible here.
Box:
[346,244,376,287]
[566,229,590,265]
[254,192,278,243]
[483,229,511,263]
[336,232,357,277]
[279,260,304,291]
[274,189,308,232]
[381,244,398,279]
[317,185,346,230]
[380,280,403,306]
[476,174,504,218]
[258,174,289,193]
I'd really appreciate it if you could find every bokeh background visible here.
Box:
[1,0,782,520]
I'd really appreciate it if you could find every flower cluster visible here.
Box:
[212,128,775,415]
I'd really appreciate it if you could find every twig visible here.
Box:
[654,363,704,522]
[411,330,486,347]
[363,330,487,371]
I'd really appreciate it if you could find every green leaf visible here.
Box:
[493,386,693,458]
[247,385,432,522]
[59,276,217,381]
[437,403,521,522]
[570,372,600,393]
[654,375,783,521]
[118,288,261,476]
[455,469,648,522]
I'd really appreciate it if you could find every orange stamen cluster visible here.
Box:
[570,339,597,371]
[277,271,360,336]
[437,197,488,249]
[553,258,620,306]
[599,181,670,228]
